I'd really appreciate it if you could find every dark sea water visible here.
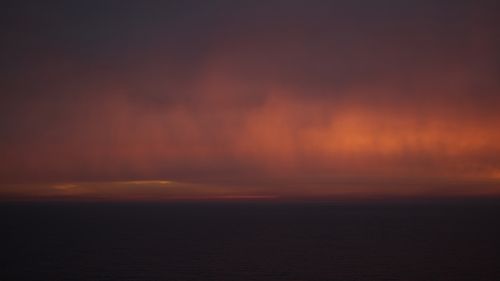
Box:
[1,200,500,281]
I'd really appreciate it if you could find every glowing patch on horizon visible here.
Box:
[113,180,172,185]
[52,184,78,190]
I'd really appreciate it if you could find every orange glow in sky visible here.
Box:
[1,1,499,201]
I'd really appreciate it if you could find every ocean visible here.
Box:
[1,200,499,280]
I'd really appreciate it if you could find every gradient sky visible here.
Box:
[1,0,499,201]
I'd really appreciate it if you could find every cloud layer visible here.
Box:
[1,1,499,198]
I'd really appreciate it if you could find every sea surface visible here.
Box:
[1,200,499,281]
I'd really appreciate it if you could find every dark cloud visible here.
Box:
[1,1,499,198]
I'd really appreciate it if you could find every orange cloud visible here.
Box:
[1,2,499,201]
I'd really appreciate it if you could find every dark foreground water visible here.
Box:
[1,200,499,281]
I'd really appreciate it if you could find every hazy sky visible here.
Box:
[1,1,499,200]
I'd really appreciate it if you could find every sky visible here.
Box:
[1,0,499,201]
